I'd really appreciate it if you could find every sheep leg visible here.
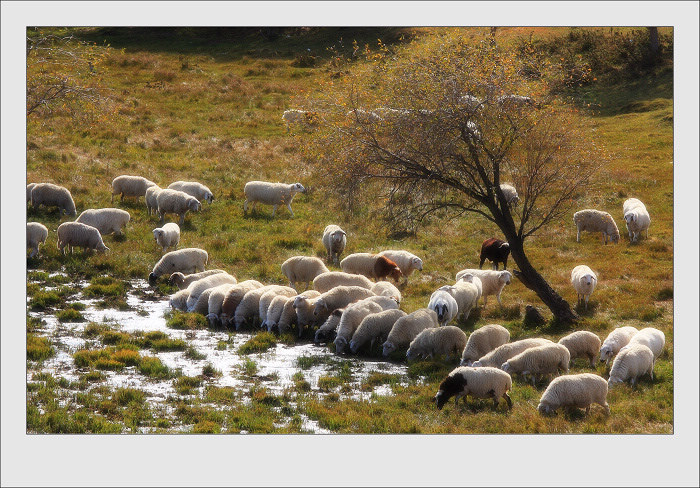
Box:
[243,199,249,214]
[179,214,185,226]
[496,292,502,306]
[286,203,294,217]
[602,402,610,415]
[271,204,278,217]
[120,193,124,202]
[585,405,591,415]
[576,229,581,242]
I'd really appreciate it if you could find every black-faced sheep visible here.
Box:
[434,366,513,410]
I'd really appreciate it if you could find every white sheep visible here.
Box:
[156,189,201,226]
[186,273,237,312]
[621,327,665,362]
[30,183,77,216]
[438,278,481,322]
[312,285,377,322]
[153,222,181,252]
[169,288,191,311]
[169,269,226,289]
[219,280,265,327]
[56,222,109,255]
[205,283,239,327]
[406,326,468,361]
[460,324,511,366]
[281,256,329,290]
[75,208,130,236]
[370,281,402,304]
[607,344,655,386]
[363,294,400,311]
[558,330,601,368]
[382,308,439,357]
[314,308,344,344]
[455,269,511,307]
[434,366,513,410]
[322,224,347,265]
[622,198,651,242]
[145,185,162,216]
[243,181,306,217]
[571,265,598,310]
[377,250,423,285]
[599,326,638,365]
[427,289,459,326]
[27,222,49,258]
[111,175,157,203]
[537,373,610,415]
[349,309,407,354]
[190,287,218,315]
[233,285,285,330]
[282,109,319,131]
[148,248,208,285]
[499,183,519,206]
[258,286,297,329]
[340,253,403,282]
[277,290,321,335]
[334,300,385,354]
[346,108,382,123]
[573,209,620,245]
[168,181,214,204]
[501,343,571,385]
[496,94,535,107]
[312,271,373,293]
[265,295,294,332]
[26,183,37,204]
[471,338,553,368]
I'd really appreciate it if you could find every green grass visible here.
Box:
[238,332,278,354]
[26,334,55,362]
[165,311,208,330]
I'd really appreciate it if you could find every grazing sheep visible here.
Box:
[407,326,467,361]
[460,324,511,366]
[434,366,513,410]
[458,94,483,110]
[281,256,329,290]
[472,338,553,368]
[496,94,535,107]
[501,343,571,385]
[608,344,655,386]
[169,269,226,289]
[377,250,423,285]
[622,327,665,362]
[258,286,298,329]
[168,181,214,204]
[334,300,384,354]
[322,225,347,265]
[363,294,400,311]
[346,108,382,123]
[30,183,77,216]
[571,265,598,310]
[622,198,651,242]
[148,248,208,285]
[370,281,402,303]
[382,308,439,357]
[282,109,319,131]
[265,295,291,332]
[169,288,191,311]
[26,183,37,204]
[340,253,403,282]
[186,273,237,312]
[537,373,610,415]
[438,279,481,322]
[111,175,157,203]
[205,283,239,327]
[428,289,459,326]
[277,290,321,335]
[145,185,162,216]
[76,208,131,236]
[349,309,407,354]
[573,209,620,245]
[219,280,265,328]
[312,271,373,293]
[312,285,376,322]
[558,331,601,368]
[314,309,344,344]
[190,287,217,315]
[599,326,638,365]
[233,285,288,330]
[243,181,306,217]
[27,222,49,258]
[153,222,181,252]
[479,238,510,270]
[156,189,201,226]
[455,269,511,307]
[499,183,519,206]
[56,222,109,255]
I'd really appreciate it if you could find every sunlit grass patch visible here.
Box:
[138,356,171,379]
[83,276,127,297]
[238,332,277,354]
[165,310,208,330]
[26,334,55,362]
[56,308,85,322]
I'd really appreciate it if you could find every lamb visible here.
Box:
[168,181,214,204]
[185,273,237,312]
[621,327,665,362]
[234,285,289,330]
[427,289,459,326]
[76,208,131,236]
[370,281,402,304]
[622,198,651,242]
[479,238,510,270]
[340,253,403,282]
[169,288,191,311]
[571,265,598,310]
[406,326,468,361]
[312,271,373,293]
[471,338,553,368]
[243,181,306,217]
[438,279,481,322]
[145,185,162,216]
[349,309,407,354]
[434,366,513,410]
[111,175,157,203]
[27,222,49,258]
[377,250,423,285]
[537,373,610,415]
[29,183,76,216]
[558,331,601,368]
[205,283,239,327]
[382,308,439,357]
[322,225,347,265]
[314,309,343,344]
[499,183,519,206]
[277,290,321,335]
[607,344,655,386]
[599,326,638,365]
[282,109,319,131]
[56,222,109,254]
[455,269,511,307]
[169,269,226,289]
[501,343,571,385]
[148,248,208,285]
[573,209,620,245]
[153,223,181,252]
[156,189,201,226]
[312,285,377,322]
[281,256,329,290]
[258,286,298,328]
[460,324,511,366]
[219,280,265,328]
[334,300,385,354]
[26,183,37,204]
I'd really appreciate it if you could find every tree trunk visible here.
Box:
[648,27,659,55]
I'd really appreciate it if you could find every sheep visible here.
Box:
[219,280,265,328]
[145,185,162,216]
[153,222,181,252]
[501,343,571,385]
[29,183,76,216]
[243,181,306,217]
[258,286,298,329]
[377,250,423,285]
[321,224,347,265]
[622,198,651,242]
[76,208,131,236]
[349,309,407,354]
[185,273,238,312]
[496,94,535,107]
[265,295,294,333]
[458,94,483,110]
[169,288,191,311]
[370,281,402,303]
[457,273,483,298]
[169,269,226,289]
[312,271,373,293]
[599,326,638,365]
[608,344,655,386]
[460,324,511,366]
[428,289,459,326]
[168,181,214,204]
[571,265,598,310]
[111,175,157,203]
[346,108,382,123]
[312,285,377,322]
[573,209,620,245]
[621,327,665,362]
[406,326,467,361]
[281,256,329,290]
[56,222,109,255]
[479,238,510,270]
[26,183,37,204]
[471,338,553,368]
[438,279,480,322]
[363,294,400,311]
[205,283,239,327]
[27,222,49,258]
[434,366,513,410]
[382,308,439,357]
[558,331,601,368]
[277,290,321,335]
[537,373,610,415]
[156,189,201,226]
[340,253,403,282]
[334,300,385,354]
[314,309,343,344]
[234,285,291,330]
[282,109,319,131]
[455,269,511,307]
[148,248,208,285]
[499,183,519,206]
[190,287,217,315]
